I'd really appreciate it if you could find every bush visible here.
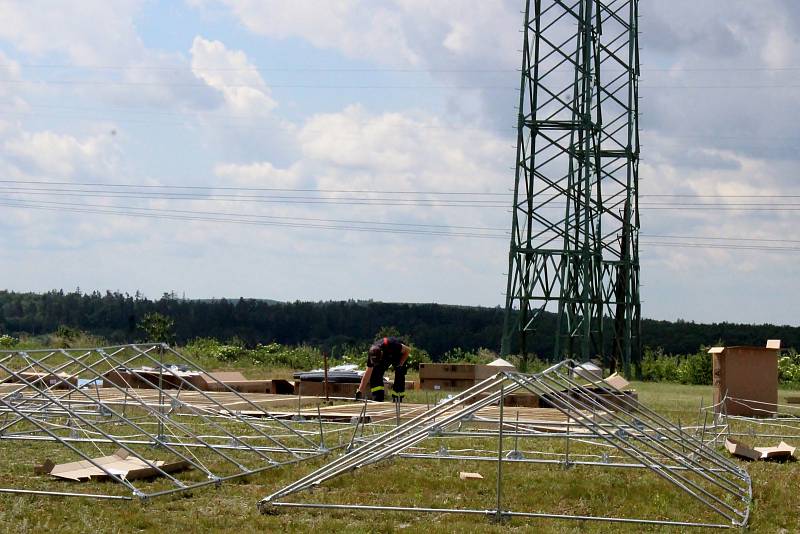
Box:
[779,350,800,384]
[338,345,368,368]
[405,345,431,370]
[0,334,18,348]
[441,347,495,364]
[641,347,711,385]
[249,343,323,370]
[641,347,680,382]
[678,351,712,385]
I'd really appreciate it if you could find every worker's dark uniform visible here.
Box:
[367,337,408,402]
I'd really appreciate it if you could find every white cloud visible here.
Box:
[4,130,119,179]
[0,1,144,65]
[190,0,420,66]
[189,0,519,68]
[190,37,277,115]
[0,1,796,324]
[215,161,302,188]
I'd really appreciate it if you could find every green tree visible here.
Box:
[138,312,175,344]
[375,326,404,342]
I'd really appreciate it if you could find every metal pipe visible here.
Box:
[495,383,504,521]
[0,488,132,500]
[397,453,734,473]
[266,502,732,529]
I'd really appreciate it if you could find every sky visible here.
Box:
[0,0,797,327]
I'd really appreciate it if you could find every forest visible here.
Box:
[0,290,796,359]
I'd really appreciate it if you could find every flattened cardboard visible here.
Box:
[604,373,630,391]
[36,449,190,481]
[725,438,796,461]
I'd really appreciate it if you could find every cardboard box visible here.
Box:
[10,371,78,389]
[419,378,476,391]
[419,364,477,380]
[710,342,779,417]
[420,359,517,386]
[388,380,416,392]
[204,380,273,394]
[572,361,603,382]
[102,368,205,390]
[538,389,638,411]
[471,392,539,407]
[297,381,361,397]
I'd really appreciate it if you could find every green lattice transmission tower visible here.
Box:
[501,0,641,376]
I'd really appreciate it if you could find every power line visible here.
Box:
[0,198,506,239]
[0,188,510,207]
[0,104,510,135]
[1,179,798,199]
[15,63,800,73]
[642,193,800,198]
[3,196,799,252]
[2,105,799,151]
[0,179,510,196]
[0,79,517,90]
[0,197,509,232]
[641,234,800,245]
[6,187,800,211]
[5,78,800,91]
[639,241,800,253]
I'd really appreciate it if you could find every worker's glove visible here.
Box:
[355,391,363,401]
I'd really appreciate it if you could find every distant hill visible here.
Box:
[0,290,796,359]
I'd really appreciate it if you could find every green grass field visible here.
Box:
[0,380,798,533]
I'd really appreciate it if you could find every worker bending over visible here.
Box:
[357,336,410,402]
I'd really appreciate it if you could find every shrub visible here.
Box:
[641,347,711,385]
[779,350,800,384]
[441,348,495,365]
[250,343,323,370]
[0,334,18,348]
[678,351,712,385]
[405,345,431,370]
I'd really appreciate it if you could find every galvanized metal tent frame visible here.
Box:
[699,394,800,444]
[262,360,751,529]
[0,344,332,500]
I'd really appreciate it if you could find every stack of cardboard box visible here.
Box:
[419,359,517,391]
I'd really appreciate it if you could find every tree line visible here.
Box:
[0,290,796,359]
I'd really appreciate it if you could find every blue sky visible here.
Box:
[0,0,797,327]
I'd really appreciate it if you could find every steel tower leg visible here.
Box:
[502,0,640,372]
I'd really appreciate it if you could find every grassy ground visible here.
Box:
[1,380,799,532]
